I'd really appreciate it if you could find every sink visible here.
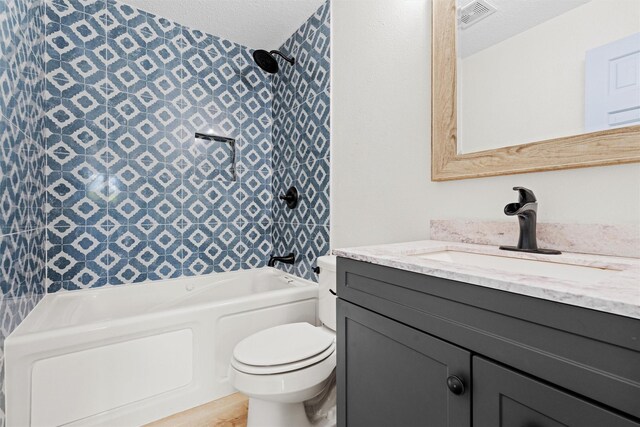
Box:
[412,250,621,284]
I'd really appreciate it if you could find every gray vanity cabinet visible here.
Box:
[473,357,638,427]
[336,257,640,427]
[337,300,471,427]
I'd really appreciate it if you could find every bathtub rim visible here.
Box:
[6,267,318,340]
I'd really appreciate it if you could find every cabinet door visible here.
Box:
[337,300,471,427]
[473,356,640,427]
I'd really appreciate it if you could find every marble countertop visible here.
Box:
[333,240,640,319]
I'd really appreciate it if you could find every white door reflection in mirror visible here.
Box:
[585,33,640,132]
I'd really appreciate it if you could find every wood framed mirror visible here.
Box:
[431,0,640,181]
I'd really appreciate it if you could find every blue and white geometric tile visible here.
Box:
[270,1,330,282]
[42,0,283,290]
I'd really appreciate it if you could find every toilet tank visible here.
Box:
[317,256,337,331]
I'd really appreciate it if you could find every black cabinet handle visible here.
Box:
[446,375,465,395]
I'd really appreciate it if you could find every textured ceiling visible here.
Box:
[458,0,592,57]
[119,0,326,49]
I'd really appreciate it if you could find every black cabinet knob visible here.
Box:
[446,375,465,395]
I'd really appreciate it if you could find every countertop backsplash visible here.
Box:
[430,220,640,259]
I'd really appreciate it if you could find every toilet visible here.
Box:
[230,255,337,427]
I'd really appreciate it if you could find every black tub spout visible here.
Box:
[268,253,295,267]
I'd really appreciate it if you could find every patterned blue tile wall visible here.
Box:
[0,1,329,421]
[45,0,274,291]
[271,1,330,281]
[0,0,47,423]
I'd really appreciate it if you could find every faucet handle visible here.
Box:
[512,186,536,204]
[504,187,537,216]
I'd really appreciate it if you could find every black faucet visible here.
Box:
[268,252,295,267]
[499,187,561,255]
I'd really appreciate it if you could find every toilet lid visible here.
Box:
[233,323,334,367]
[231,343,335,375]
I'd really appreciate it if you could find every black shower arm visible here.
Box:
[270,50,295,65]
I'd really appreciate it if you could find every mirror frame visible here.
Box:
[431,0,640,181]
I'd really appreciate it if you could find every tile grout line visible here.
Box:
[274,83,330,121]
[42,0,48,289]
[104,0,111,287]
[43,0,49,294]
[0,226,48,239]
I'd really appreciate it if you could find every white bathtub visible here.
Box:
[4,268,318,427]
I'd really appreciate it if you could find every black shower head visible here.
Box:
[252,49,295,74]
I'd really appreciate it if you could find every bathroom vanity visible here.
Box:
[334,241,640,427]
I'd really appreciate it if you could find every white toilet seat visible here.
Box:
[231,342,336,375]
[233,322,334,367]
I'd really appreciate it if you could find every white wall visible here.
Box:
[331,0,433,248]
[331,0,640,250]
[459,0,640,153]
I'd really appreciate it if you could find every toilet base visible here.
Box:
[247,397,312,427]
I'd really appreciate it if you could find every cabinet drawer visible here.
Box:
[337,300,471,427]
[337,257,640,418]
[473,356,639,427]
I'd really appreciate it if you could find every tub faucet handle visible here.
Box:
[279,186,298,209]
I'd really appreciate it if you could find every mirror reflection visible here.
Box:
[457,0,640,154]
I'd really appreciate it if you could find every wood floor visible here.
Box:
[145,393,249,427]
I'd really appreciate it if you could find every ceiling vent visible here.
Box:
[458,0,497,29]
